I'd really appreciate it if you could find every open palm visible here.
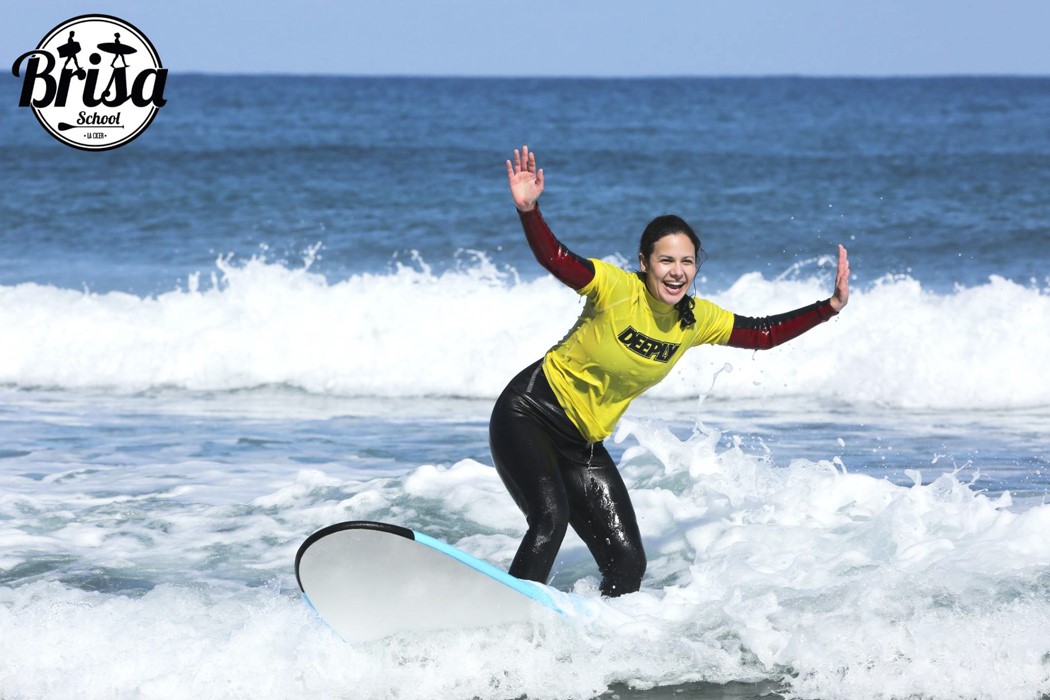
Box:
[506,145,544,212]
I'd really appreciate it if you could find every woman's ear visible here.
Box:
[638,252,647,272]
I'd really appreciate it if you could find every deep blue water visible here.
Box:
[2,76,1048,295]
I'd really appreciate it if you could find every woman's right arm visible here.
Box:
[507,146,594,290]
[518,207,595,290]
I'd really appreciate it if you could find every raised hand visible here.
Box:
[506,145,544,212]
[829,244,850,311]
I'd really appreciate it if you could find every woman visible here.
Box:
[490,146,849,597]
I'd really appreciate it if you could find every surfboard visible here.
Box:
[295,520,567,643]
[97,42,137,56]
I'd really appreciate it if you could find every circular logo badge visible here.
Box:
[15,14,167,151]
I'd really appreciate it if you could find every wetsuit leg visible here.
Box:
[489,361,572,583]
[562,443,646,597]
[489,360,646,595]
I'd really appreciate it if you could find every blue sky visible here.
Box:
[4,0,1048,76]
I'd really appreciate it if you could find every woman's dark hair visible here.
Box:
[637,215,707,329]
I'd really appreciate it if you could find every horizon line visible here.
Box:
[168,71,1050,80]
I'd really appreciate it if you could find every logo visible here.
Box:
[11,14,168,151]
[617,327,681,363]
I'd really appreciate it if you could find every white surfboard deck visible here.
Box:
[295,521,568,643]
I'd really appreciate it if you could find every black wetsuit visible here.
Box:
[490,359,645,597]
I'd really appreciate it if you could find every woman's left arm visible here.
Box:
[727,245,849,350]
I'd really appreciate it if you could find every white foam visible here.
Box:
[2,411,1049,699]
[1,255,1047,410]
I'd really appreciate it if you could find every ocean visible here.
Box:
[1,76,1048,699]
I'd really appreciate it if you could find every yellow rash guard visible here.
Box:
[542,259,734,442]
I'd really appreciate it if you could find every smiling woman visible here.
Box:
[488,145,851,597]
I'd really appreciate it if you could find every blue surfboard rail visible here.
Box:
[411,531,560,611]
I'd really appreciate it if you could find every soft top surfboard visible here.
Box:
[295,520,568,643]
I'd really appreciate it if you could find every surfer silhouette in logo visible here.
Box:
[96,32,140,99]
[490,145,850,597]
[98,32,136,69]
[57,31,85,78]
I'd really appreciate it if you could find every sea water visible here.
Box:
[1,77,1049,699]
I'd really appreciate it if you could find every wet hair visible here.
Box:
[637,215,707,329]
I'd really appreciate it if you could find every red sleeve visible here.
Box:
[727,299,838,349]
[518,207,595,291]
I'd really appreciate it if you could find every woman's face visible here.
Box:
[639,232,698,306]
